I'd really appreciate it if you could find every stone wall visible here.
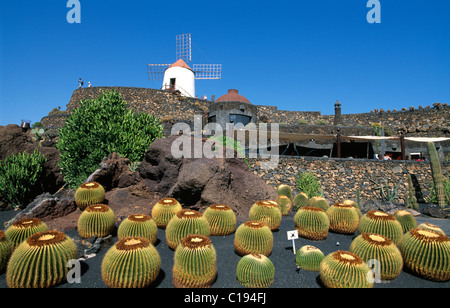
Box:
[248,156,450,205]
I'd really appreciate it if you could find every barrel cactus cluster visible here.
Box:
[74,181,105,211]
[77,204,116,239]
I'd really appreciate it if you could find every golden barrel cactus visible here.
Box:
[249,200,282,231]
[203,204,236,236]
[234,221,273,256]
[165,209,210,250]
[74,181,105,211]
[294,206,330,240]
[117,214,158,245]
[151,198,182,228]
[326,203,360,234]
[357,210,403,245]
[77,204,116,239]
[5,218,48,250]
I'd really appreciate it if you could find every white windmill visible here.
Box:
[147,33,222,98]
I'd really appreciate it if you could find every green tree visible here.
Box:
[57,91,163,188]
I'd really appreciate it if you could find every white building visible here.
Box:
[162,59,195,97]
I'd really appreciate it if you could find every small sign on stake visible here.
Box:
[287,230,298,254]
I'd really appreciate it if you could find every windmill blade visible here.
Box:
[147,64,170,80]
[176,33,192,63]
[193,64,222,80]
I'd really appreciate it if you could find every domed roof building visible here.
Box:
[208,89,257,128]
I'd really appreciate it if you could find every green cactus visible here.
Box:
[349,233,403,280]
[234,221,273,256]
[319,250,373,288]
[293,192,310,210]
[400,228,450,282]
[326,203,360,234]
[417,222,446,235]
[117,214,158,244]
[0,230,12,272]
[309,196,330,211]
[101,237,161,288]
[203,204,236,236]
[165,209,210,250]
[77,204,116,239]
[5,218,49,250]
[151,198,182,228]
[275,195,292,216]
[74,181,105,211]
[393,210,418,233]
[405,174,419,210]
[357,210,404,245]
[294,206,330,240]
[6,230,78,288]
[277,184,293,202]
[236,253,275,288]
[172,234,217,288]
[427,142,446,208]
[342,199,362,218]
[248,200,282,231]
[295,245,325,271]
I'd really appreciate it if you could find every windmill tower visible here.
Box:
[147,33,222,98]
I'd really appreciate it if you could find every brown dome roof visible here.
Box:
[216,89,251,104]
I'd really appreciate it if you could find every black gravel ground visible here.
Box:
[1,208,448,292]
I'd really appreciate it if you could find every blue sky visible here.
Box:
[0,0,449,126]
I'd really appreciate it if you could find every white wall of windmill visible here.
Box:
[162,66,195,98]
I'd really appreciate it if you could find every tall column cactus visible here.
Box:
[427,142,445,208]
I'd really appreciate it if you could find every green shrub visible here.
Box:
[295,172,321,198]
[57,90,163,188]
[0,149,46,209]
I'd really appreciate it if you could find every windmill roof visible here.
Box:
[168,59,193,70]
[216,89,251,104]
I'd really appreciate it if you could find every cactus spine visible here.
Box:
[77,204,116,239]
[6,230,78,288]
[427,141,445,207]
[393,210,417,233]
[349,233,403,280]
[236,253,275,288]
[295,245,325,271]
[172,234,217,288]
[74,181,105,211]
[0,231,12,272]
[5,218,48,250]
[234,221,273,256]
[248,200,282,231]
[117,214,158,244]
[151,198,182,228]
[165,209,210,250]
[357,210,404,245]
[203,204,236,236]
[400,228,450,281]
[320,250,373,288]
[326,203,360,234]
[294,206,330,240]
[101,237,161,288]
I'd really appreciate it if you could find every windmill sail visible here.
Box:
[193,64,222,80]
